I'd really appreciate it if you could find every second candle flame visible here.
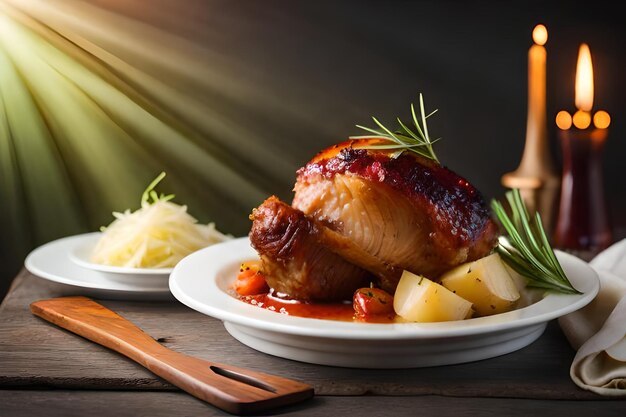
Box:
[575,43,594,112]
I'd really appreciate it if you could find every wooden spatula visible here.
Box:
[30,296,314,415]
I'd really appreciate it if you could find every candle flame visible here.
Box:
[575,43,593,112]
[555,111,572,130]
[532,24,547,46]
[573,110,591,130]
[593,110,611,129]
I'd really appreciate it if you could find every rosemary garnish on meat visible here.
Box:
[491,189,581,294]
[350,93,441,163]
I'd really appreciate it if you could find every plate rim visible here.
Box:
[169,236,600,340]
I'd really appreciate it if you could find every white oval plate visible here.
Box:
[169,237,599,368]
[69,232,174,279]
[25,234,173,300]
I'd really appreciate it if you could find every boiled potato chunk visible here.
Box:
[393,271,473,322]
[440,252,520,316]
[502,263,542,307]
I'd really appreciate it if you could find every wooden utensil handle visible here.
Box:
[30,296,313,415]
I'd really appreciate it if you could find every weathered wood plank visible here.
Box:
[0,390,624,417]
[0,271,607,401]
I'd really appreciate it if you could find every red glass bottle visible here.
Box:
[553,129,612,260]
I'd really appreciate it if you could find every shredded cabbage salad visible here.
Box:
[90,172,232,268]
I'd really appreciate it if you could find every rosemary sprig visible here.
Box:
[491,189,581,294]
[350,93,441,163]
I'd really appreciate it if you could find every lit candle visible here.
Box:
[527,24,548,148]
[502,24,555,189]
[501,24,558,234]
[555,43,611,132]
[553,43,612,258]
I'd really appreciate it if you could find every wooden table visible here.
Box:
[1,270,623,417]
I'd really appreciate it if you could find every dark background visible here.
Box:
[2,0,624,300]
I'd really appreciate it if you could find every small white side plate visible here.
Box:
[69,232,174,281]
[25,234,173,300]
[170,237,600,369]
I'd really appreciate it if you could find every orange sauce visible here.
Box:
[237,289,395,323]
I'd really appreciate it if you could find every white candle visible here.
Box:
[501,24,558,234]
[501,23,557,196]
[526,24,548,148]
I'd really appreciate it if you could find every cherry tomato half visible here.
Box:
[353,287,394,320]
[234,268,269,296]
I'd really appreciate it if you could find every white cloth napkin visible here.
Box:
[558,238,626,396]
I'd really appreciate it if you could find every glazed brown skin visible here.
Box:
[292,139,499,291]
[249,196,372,301]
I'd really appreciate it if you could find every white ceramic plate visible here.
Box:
[69,232,174,280]
[25,234,173,301]
[170,237,600,369]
